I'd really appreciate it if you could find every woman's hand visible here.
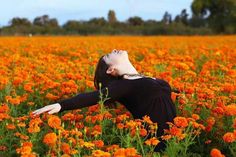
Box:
[32,103,61,116]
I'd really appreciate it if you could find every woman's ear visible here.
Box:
[106,66,115,74]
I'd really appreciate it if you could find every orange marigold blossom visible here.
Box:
[210,148,225,157]
[113,147,139,157]
[161,134,172,140]
[27,117,43,133]
[61,142,71,154]
[224,104,236,116]
[174,116,188,128]
[139,128,147,137]
[0,103,9,113]
[222,132,235,143]
[6,123,16,130]
[92,140,104,148]
[169,126,182,136]
[191,114,200,120]
[92,150,111,157]
[43,132,57,147]
[16,146,32,155]
[47,115,62,129]
[145,137,160,146]
[142,115,153,124]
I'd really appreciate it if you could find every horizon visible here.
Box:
[0,0,193,27]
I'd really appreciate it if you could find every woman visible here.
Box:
[32,49,177,152]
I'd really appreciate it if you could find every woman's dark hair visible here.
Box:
[94,55,123,90]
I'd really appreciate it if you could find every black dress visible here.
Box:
[58,77,177,152]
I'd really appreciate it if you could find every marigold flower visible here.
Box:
[106,144,119,152]
[169,126,182,136]
[113,148,138,157]
[6,123,16,130]
[222,132,235,143]
[174,116,188,128]
[92,140,104,148]
[16,146,32,155]
[191,114,200,120]
[145,137,160,146]
[61,142,71,154]
[210,148,225,157]
[45,93,59,101]
[139,128,147,137]
[48,115,61,129]
[117,123,125,129]
[0,103,9,113]
[142,115,153,124]
[161,134,172,141]
[92,150,111,157]
[43,132,57,147]
[224,104,236,116]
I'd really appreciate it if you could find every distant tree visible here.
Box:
[145,19,158,25]
[63,20,81,31]
[188,14,206,28]
[33,15,59,27]
[174,15,181,23]
[127,16,143,26]
[108,10,117,24]
[33,15,49,26]
[180,9,189,25]
[88,17,107,26]
[162,11,172,25]
[191,0,236,33]
[10,17,31,26]
[48,18,59,27]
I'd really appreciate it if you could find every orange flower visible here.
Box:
[27,117,43,133]
[161,134,172,140]
[191,114,200,120]
[139,128,147,137]
[0,103,9,113]
[6,123,16,130]
[16,146,32,155]
[142,115,153,124]
[117,123,125,129]
[174,116,188,128]
[210,148,225,157]
[92,150,111,157]
[48,115,62,129]
[61,142,71,154]
[113,148,138,157]
[145,137,160,146]
[43,132,57,147]
[224,104,236,116]
[92,140,104,148]
[169,126,182,136]
[24,83,34,93]
[222,132,235,143]
[46,93,59,101]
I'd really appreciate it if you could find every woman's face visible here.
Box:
[103,49,130,76]
[103,49,129,65]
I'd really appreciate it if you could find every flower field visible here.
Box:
[0,36,235,157]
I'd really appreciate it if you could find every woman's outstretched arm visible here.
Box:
[57,89,110,113]
[32,79,133,116]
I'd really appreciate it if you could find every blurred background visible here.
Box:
[0,0,235,35]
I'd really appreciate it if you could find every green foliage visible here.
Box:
[191,0,236,33]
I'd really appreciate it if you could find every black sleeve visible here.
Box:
[57,80,132,113]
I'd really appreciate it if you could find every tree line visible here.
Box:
[0,0,235,35]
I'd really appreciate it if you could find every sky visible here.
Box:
[0,0,193,26]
